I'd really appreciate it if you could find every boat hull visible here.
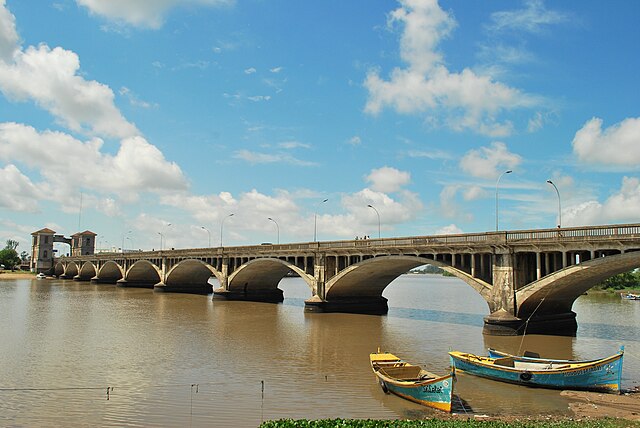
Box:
[449,349,623,393]
[370,352,453,412]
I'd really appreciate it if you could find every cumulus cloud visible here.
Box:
[76,0,234,29]
[0,0,19,62]
[563,177,640,226]
[436,224,463,235]
[0,164,40,212]
[0,123,187,200]
[572,117,640,166]
[364,0,538,137]
[366,166,411,193]
[460,142,522,179]
[0,45,139,138]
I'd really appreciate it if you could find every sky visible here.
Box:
[0,0,639,254]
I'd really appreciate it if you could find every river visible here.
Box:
[0,274,638,426]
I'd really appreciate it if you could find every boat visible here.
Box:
[36,273,46,279]
[621,292,640,300]
[449,346,624,393]
[370,350,454,412]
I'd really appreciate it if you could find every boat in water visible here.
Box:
[449,347,624,393]
[621,292,640,300]
[36,273,46,279]
[370,350,454,412]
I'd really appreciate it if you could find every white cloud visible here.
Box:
[460,142,522,179]
[572,117,640,166]
[488,0,568,34]
[0,123,188,201]
[347,136,362,146]
[0,44,139,138]
[436,224,463,235]
[278,141,311,150]
[0,0,19,62]
[563,177,640,227]
[462,185,486,201]
[233,149,317,166]
[365,0,538,137]
[244,67,256,75]
[76,0,234,29]
[0,164,40,212]
[366,166,411,193]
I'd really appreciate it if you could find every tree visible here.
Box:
[596,270,640,290]
[5,239,18,250]
[0,248,20,270]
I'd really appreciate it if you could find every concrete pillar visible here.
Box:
[471,253,476,277]
[536,252,541,280]
[562,251,568,268]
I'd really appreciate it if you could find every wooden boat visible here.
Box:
[449,346,624,393]
[370,351,454,412]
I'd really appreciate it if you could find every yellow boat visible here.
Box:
[370,351,454,412]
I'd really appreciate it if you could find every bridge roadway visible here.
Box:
[55,223,640,336]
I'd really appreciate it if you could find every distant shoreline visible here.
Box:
[0,271,35,279]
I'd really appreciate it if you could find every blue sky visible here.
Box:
[0,0,639,253]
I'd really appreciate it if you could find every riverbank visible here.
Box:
[0,270,35,279]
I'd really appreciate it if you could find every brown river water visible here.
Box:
[0,275,638,427]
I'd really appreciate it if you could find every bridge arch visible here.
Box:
[96,261,124,284]
[228,258,315,293]
[62,262,79,279]
[53,261,66,277]
[161,259,219,294]
[124,260,162,288]
[324,255,492,302]
[516,251,640,318]
[76,262,97,281]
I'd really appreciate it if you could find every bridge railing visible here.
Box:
[60,223,640,261]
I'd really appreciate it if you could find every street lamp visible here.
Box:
[268,217,279,244]
[367,204,381,239]
[201,226,211,247]
[313,198,328,242]
[546,180,562,228]
[157,232,163,251]
[220,213,234,246]
[495,170,513,231]
[121,230,131,253]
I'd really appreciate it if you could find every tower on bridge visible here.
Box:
[31,228,96,273]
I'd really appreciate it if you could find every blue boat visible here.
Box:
[449,347,624,393]
[370,351,454,412]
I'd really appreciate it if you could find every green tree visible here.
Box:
[596,270,640,290]
[5,239,18,250]
[0,248,21,270]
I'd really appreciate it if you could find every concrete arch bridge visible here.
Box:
[55,223,640,336]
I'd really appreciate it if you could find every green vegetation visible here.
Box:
[0,240,21,270]
[594,270,640,291]
[260,418,638,428]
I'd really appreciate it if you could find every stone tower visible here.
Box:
[30,228,55,273]
[71,230,96,256]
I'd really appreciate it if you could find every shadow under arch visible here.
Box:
[216,257,315,303]
[159,259,219,294]
[307,255,492,314]
[53,261,65,277]
[76,261,97,281]
[122,259,163,288]
[516,251,640,318]
[95,260,124,284]
[62,261,79,279]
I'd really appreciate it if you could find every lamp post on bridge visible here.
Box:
[268,217,279,244]
[495,170,512,231]
[367,204,381,239]
[546,180,562,228]
[313,198,328,242]
[220,213,234,246]
[201,226,211,247]
[121,230,131,253]
[157,232,163,251]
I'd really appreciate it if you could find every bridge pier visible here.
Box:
[154,282,213,295]
[212,287,284,303]
[116,279,155,288]
[303,295,388,315]
[483,310,577,336]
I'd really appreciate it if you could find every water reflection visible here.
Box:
[0,275,637,426]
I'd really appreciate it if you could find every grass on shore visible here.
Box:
[259,419,638,428]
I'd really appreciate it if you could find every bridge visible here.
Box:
[50,223,640,336]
